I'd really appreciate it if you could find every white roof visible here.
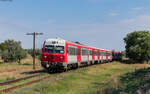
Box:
[45,38,112,51]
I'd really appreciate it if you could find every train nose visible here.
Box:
[42,54,64,62]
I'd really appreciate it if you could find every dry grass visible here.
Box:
[0,54,43,81]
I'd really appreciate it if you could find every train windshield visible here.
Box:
[44,45,64,53]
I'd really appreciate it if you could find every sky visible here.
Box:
[0,0,150,51]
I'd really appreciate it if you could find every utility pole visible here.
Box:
[26,32,43,70]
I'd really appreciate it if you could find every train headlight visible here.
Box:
[44,55,47,58]
[60,56,63,59]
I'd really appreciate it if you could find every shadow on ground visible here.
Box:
[21,69,47,74]
[120,59,142,64]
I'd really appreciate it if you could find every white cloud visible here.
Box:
[47,19,56,24]
[132,7,143,11]
[121,15,150,25]
[109,12,119,16]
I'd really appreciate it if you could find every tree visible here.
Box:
[124,31,150,63]
[0,39,27,63]
[26,48,42,60]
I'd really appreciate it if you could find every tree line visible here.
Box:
[0,39,41,63]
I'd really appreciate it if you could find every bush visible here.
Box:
[0,39,27,63]
[124,31,150,63]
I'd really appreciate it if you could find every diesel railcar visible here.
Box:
[41,38,113,71]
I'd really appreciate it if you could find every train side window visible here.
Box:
[67,46,69,54]
[85,49,88,55]
[95,51,97,56]
[81,48,88,56]
[70,47,72,55]
[100,52,102,56]
[92,50,94,55]
[72,47,75,55]
[103,52,105,56]
[75,48,77,55]
[89,50,92,55]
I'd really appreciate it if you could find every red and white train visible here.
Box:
[41,38,121,72]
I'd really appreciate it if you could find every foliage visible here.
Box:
[124,31,150,62]
[0,42,6,51]
[121,51,126,58]
[26,49,42,60]
[112,67,150,94]
[0,39,27,63]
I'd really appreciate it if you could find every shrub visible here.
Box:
[0,39,27,63]
[124,31,150,63]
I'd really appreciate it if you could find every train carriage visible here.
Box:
[41,38,113,72]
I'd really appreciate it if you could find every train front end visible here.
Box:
[41,38,67,71]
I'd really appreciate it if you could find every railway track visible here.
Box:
[0,75,52,93]
[0,65,93,93]
[0,73,44,86]
[0,73,51,93]
[0,70,68,93]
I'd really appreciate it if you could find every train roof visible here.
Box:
[45,38,112,51]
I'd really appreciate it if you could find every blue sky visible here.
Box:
[0,0,150,51]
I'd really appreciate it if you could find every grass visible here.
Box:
[111,67,150,94]
[0,54,43,82]
[0,77,16,82]
[8,61,150,94]
[0,73,50,90]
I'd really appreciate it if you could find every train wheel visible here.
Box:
[48,68,53,73]
[64,68,68,72]
[75,63,78,69]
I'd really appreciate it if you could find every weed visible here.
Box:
[6,77,16,81]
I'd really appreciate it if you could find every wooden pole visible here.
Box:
[26,32,43,70]
[33,32,36,70]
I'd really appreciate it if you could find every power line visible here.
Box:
[26,32,43,70]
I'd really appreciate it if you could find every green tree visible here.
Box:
[26,48,42,60]
[0,39,27,63]
[124,31,150,63]
[0,42,6,51]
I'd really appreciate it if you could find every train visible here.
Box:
[41,38,122,72]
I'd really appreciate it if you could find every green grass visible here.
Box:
[8,62,150,94]
[0,77,16,83]
[111,67,150,94]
